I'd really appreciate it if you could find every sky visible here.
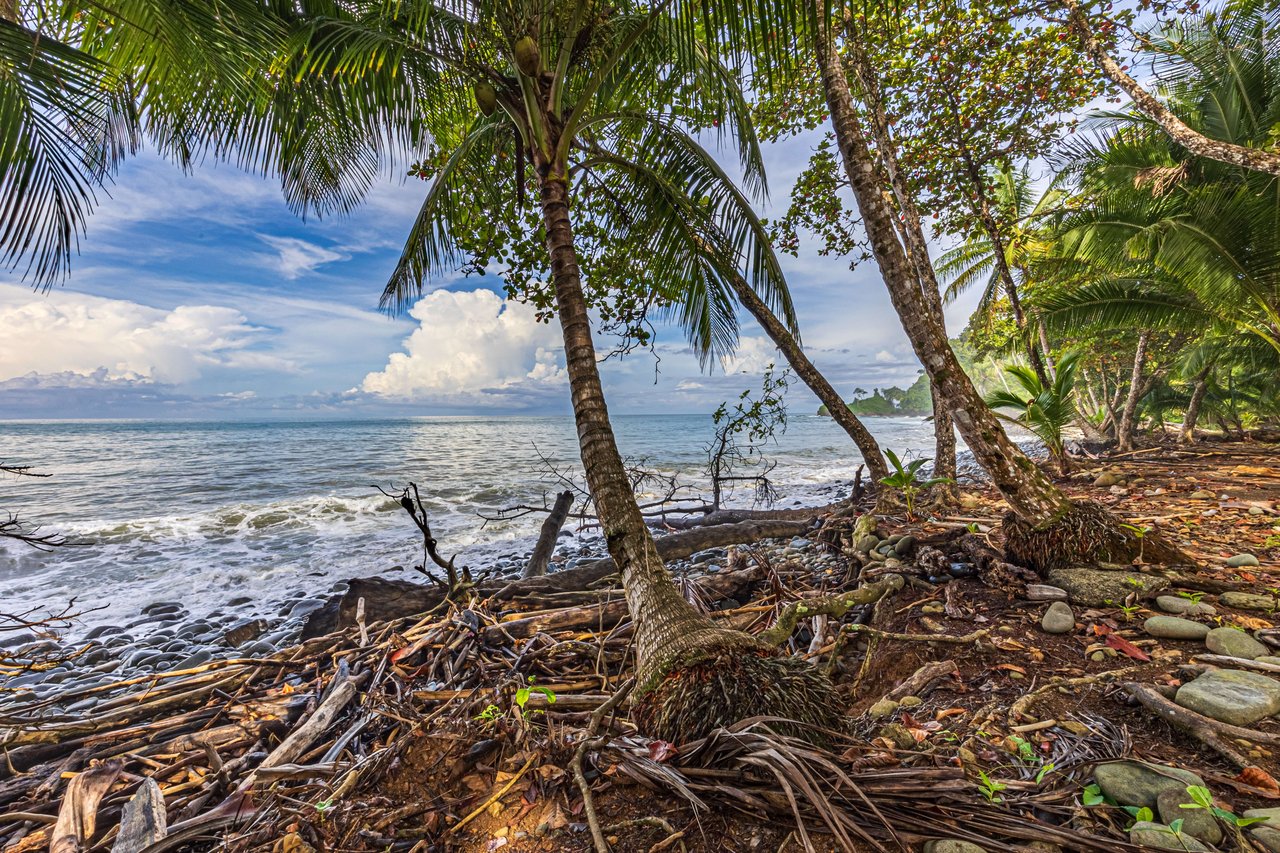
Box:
[0,132,984,420]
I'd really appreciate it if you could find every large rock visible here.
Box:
[1143,616,1210,640]
[1227,553,1261,568]
[1093,761,1204,810]
[1204,626,1270,660]
[1045,567,1168,608]
[1041,601,1076,634]
[1220,591,1276,611]
[1175,668,1280,725]
[1129,822,1208,852]
[1243,809,1280,853]
[1157,789,1223,846]
[1156,595,1216,616]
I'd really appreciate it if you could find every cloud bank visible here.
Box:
[361,289,566,406]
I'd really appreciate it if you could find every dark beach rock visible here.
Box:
[1045,567,1168,608]
[288,598,325,618]
[1094,760,1204,809]
[84,624,125,640]
[226,596,254,608]
[142,601,183,616]
[173,650,213,670]
[1143,616,1210,640]
[1175,668,1280,725]
[1205,626,1269,660]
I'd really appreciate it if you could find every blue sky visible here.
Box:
[0,132,983,419]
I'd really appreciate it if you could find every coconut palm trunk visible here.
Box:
[1182,366,1211,444]
[726,273,890,484]
[1117,331,1150,452]
[537,169,840,740]
[812,16,1184,570]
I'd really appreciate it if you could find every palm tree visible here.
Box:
[985,350,1082,475]
[285,0,845,740]
[937,166,1068,379]
[1037,2,1280,437]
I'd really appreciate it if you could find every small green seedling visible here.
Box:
[1176,591,1206,604]
[1180,784,1269,827]
[515,677,557,719]
[1082,783,1106,806]
[879,449,955,520]
[1035,762,1056,784]
[976,769,1006,803]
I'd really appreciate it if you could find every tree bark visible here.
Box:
[1116,331,1150,452]
[537,170,745,690]
[1036,314,1057,380]
[842,29,956,494]
[1059,0,1280,177]
[814,18,1072,526]
[523,490,574,578]
[1182,367,1211,445]
[725,272,889,483]
[0,1,15,22]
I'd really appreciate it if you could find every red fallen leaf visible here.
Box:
[936,707,967,721]
[389,646,414,664]
[1239,571,1259,583]
[995,663,1028,675]
[648,740,678,763]
[1237,766,1280,794]
[1105,633,1151,662]
[1093,623,1113,636]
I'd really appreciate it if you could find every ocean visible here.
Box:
[0,415,948,628]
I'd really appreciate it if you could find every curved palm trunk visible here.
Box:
[813,17,1186,570]
[1060,0,1280,178]
[843,30,956,497]
[726,273,889,483]
[1182,366,1211,444]
[1117,331,1150,452]
[537,172,840,741]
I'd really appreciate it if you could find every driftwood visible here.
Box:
[50,761,122,853]
[524,490,574,578]
[111,779,165,853]
[303,517,813,637]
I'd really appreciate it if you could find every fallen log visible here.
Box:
[302,517,813,637]
[523,490,574,578]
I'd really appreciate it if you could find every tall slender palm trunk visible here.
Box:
[1182,365,1211,444]
[812,18,1185,570]
[1117,331,1150,452]
[726,273,889,483]
[537,170,840,740]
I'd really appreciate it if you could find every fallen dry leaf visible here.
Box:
[1104,633,1151,662]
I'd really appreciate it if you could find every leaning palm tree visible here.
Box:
[283,0,846,740]
[985,350,1082,475]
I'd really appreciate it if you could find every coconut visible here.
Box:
[513,36,540,76]
[474,81,497,116]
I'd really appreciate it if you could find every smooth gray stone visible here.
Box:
[1227,553,1261,568]
[1041,601,1076,634]
[1144,616,1210,640]
[1205,626,1270,660]
[1026,584,1068,602]
[923,842,987,853]
[1220,591,1276,611]
[1175,668,1280,725]
[1129,822,1208,851]
[84,624,125,640]
[1046,567,1168,607]
[1157,788,1223,846]
[1094,761,1204,810]
[288,598,325,618]
[1155,595,1216,616]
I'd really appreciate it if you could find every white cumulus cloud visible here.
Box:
[0,285,292,384]
[361,289,566,405]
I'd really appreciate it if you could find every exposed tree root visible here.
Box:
[631,643,843,744]
[1002,499,1190,573]
[574,681,635,853]
[1124,682,1257,770]
[756,575,904,647]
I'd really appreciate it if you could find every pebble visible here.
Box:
[921,602,945,615]
[894,535,916,557]
[1251,506,1267,516]
[867,698,899,718]
[1205,626,1270,660]
[1188,490,1216,499]
[1227,553,1261,568]
[1093,472,1124,487]
[1129,821,1209,852]
[854,535,879,553]
[1155,595,1216,616]
[1144,616,1210,640]
[1094,761,1205,810]
[1220,591,1276,611]
[1040,601,1075,634]
[898,695,922,708]
[1175,668,1280,725]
